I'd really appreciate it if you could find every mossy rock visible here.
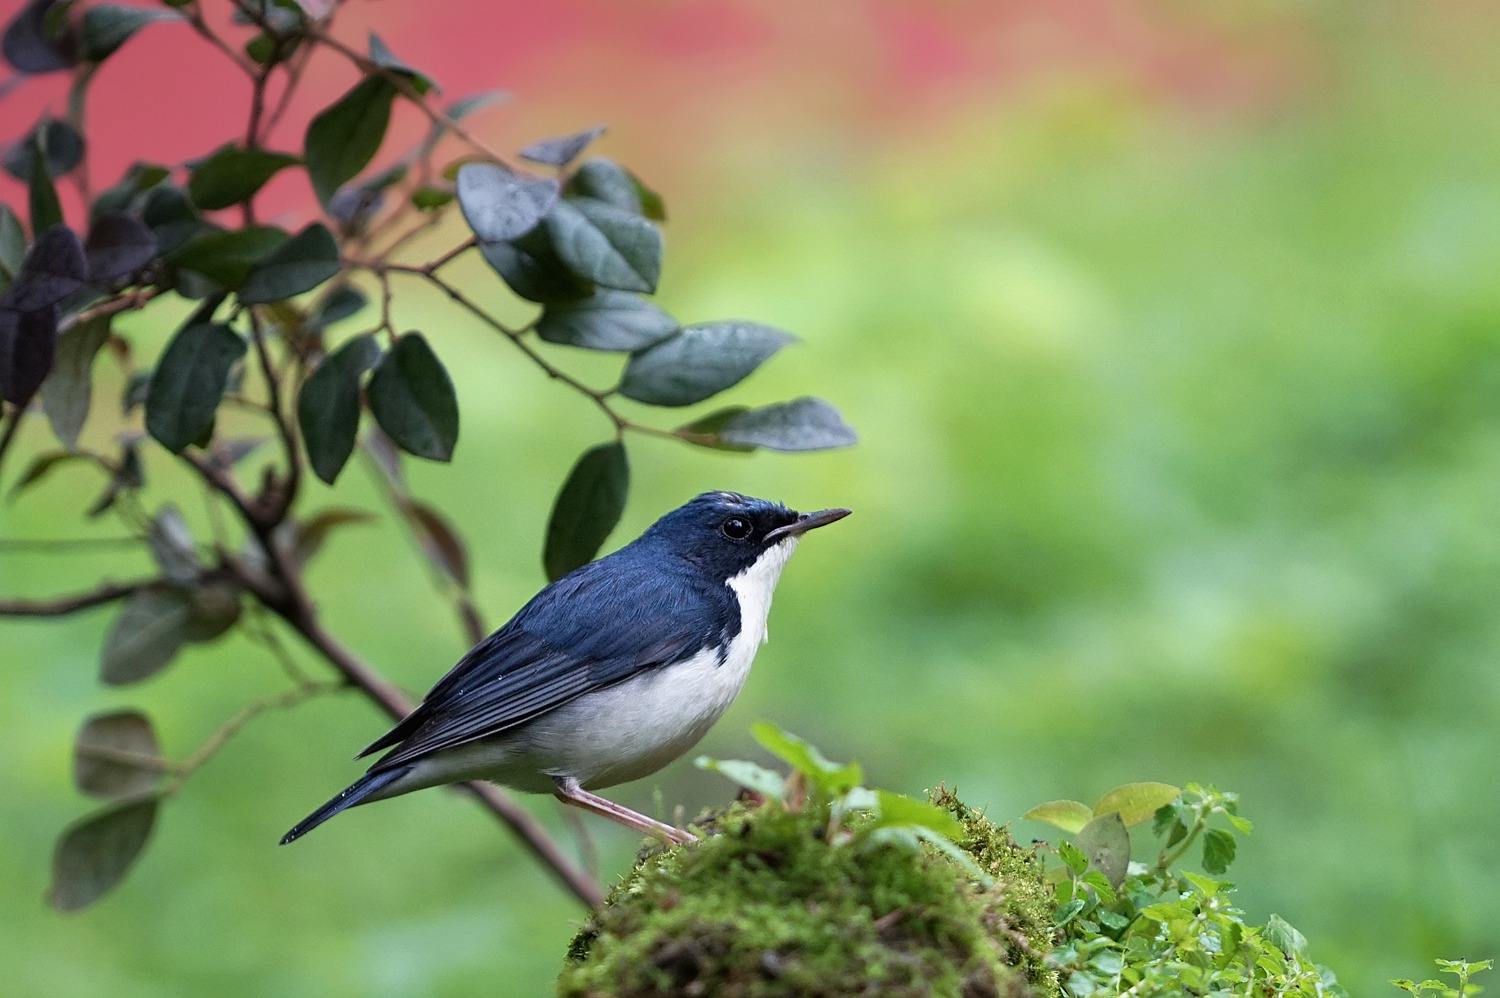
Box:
[560,788,1060,998]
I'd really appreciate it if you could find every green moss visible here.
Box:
[560,791,1057,998]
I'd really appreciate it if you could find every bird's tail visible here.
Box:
[280,766,412,845]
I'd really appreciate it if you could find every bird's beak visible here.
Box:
[764,507,852,542]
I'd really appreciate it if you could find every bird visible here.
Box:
[281,491,850,846]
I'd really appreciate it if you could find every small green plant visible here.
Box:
[1392,959,1492,997]
[1027,783,1344,997]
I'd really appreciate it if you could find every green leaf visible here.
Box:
[141,184,201,254]
[5,224,87,311]
[456,162,559,242]
[170,225,287,290]
[1024,799,1094,835]
[749,722,862,796]
[410,186,452,211]
[84,212,157,282]
[1202,827,1236,874]
[1057,839,1089,875]
[28,138,63,235]
[304,75,396,206]
[1091,783,1181,830]
[186,144,299,211]
[868,790,965,839]
[366,332,458,461]
[74,710,161,798]
[694,756,786,800]
[0,204,26,292]
[619,322,792,407]
[292,507,375,565]
[146,504,199,584]
[520,125,605,168]
[717,397,858,452]
[2,117,84,181]
[1074,812,1130,888]
[238,222,339,303]
[1080,870,1118,905]
[80,5,178,61]
[1263,914,1308,957]
[546,196,662,293]
[6,449,89,499]
[543,441,628,581]
[368,32,434,93]
[536,290,677,352]
[477,226,591,303]
[3,0,78,74]
[674,406,754,453]
[100,588,193,685]
[566,158,643,215]
[145,322,246,452]
[48,796,158,912]
[298,333,380,483]
[310,284,367,329]
[39,313,109,448]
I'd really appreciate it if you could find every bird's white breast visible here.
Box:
[402,538,801,795]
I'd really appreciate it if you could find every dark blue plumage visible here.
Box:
[281,491,849,845]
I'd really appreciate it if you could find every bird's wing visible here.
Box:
[361,558,732,771]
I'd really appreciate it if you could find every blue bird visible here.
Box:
[281,492,850,846]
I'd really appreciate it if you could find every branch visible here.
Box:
[245,311,300,524]
[0,578,156,617]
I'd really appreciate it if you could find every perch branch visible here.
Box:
[0,578,156,617]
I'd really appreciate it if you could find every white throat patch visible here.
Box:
[726,537,799,653]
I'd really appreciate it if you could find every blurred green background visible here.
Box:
[4,2,1499,994]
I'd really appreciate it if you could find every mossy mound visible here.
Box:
[560,790,1059,998]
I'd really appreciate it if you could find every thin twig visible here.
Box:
[0,578,156,617]
[171,681,347,785]
[179,2,258,78]
[245,310,300,524]
[0,536,144,552]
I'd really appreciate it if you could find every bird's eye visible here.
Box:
[720,516,753,540]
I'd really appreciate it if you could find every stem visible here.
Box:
[170,681,347,786]
[0,578,157,616]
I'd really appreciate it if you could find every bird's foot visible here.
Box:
[553,776,698,846]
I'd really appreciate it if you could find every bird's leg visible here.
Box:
[552,776,698,846]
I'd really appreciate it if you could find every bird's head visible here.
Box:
[641,491,850,581]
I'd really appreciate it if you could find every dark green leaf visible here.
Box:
[27,137,63,235]
[89,161,170,220]
[170,225,287,290]
[405,500,469,588]
[298,333,380,483]
[74,710,161,798]
[304,75,396,206]
[244,30,298,66]
[717,397,858,452]
[368,32,434,93]
[101,588,193,685]
[1074,812,1130,888]
[545,196,661,293]
[5,225,87,311]
[0,305,58,404]
[0,204,26,292]
[141,184,201,254]
[477,226,591,303]
[80,5,178,61]
[145,322,246,452]
[238,222,338,303]
[39,313,109,448]
[536,290,676,352]
[186,144,299,211]
[619,321,792,406]
[366,332,458,461]
[673,406,753,452]
[520,124,605,168]
[84,212,156,282]
[456,163,559,242]
[184,580,241,641]
[1202,828,1236,874]
[310,284,367,329]
[48,796,158,911]
[3,0,76,74]
[543,441,627,581]
[3,117,83,181]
